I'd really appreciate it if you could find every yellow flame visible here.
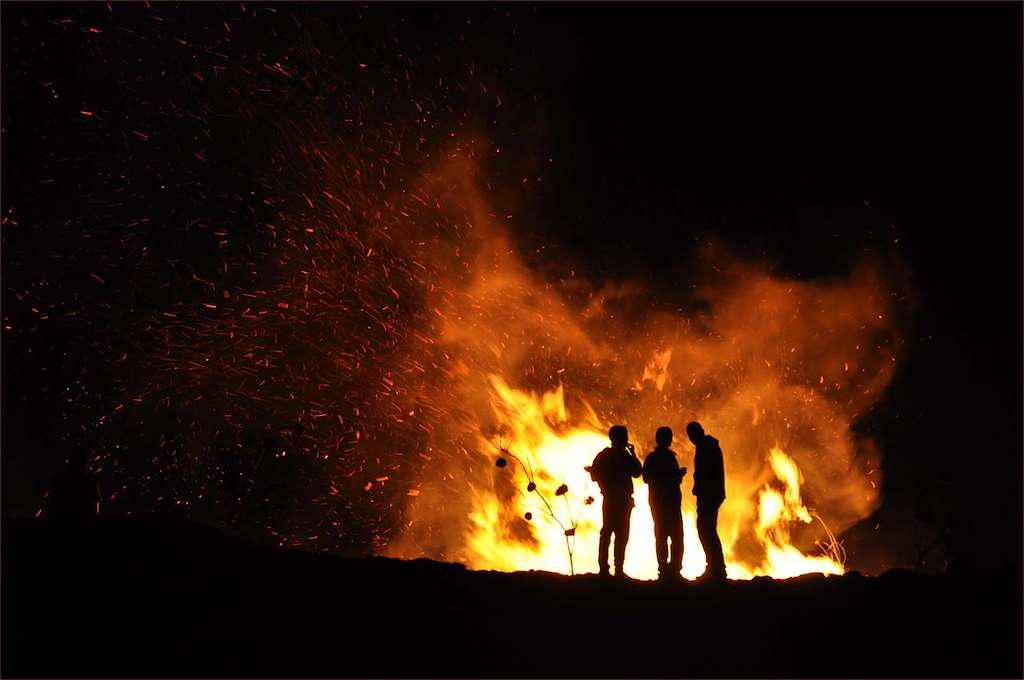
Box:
[461,379,844,580]
[744,448,844,578]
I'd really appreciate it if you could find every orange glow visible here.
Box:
[382,151,901,580]
[458,380,846,580]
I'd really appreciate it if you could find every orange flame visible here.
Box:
[360,152,904,580]
[458,379,846,580]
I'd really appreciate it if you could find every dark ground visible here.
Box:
[2,515,1020,678]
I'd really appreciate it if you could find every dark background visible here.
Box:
[3,3,1021,573]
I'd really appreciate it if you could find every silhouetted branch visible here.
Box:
[494,437,589,575]
[811,512,847,568]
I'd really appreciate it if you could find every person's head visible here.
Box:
[655,426,673,448]
[686,421,704,445]
[608,425,629,447]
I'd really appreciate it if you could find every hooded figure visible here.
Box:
[642,426,687,580]
[587,424,642,577]
[687,421,727,581]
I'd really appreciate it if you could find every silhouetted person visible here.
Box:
[48,452,99,531]
[687,421,726,581]
[642,426,687,580]
[587,425,642,577]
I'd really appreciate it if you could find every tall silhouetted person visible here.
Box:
[642,426,687,580]
[587,425,641,577]
[687,421,726,581]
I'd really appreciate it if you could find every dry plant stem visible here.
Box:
[496,439,581,575]
[812,511,847,567]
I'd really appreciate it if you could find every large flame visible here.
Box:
[110,118,902,575]
[460,378,846,580]
[384,154,901,579]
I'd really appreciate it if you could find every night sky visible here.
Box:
[3,3,1021,573]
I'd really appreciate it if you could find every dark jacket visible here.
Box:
[642,447,684,506]
[692,435,725,500]
[590,446,642,503]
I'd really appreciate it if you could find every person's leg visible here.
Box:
[598,499,612,574]
[614,507,631,576]
[697,497,725,578]
[598,528,611,574]
[668,511,684,575]
[652,511,668,574]
[696,497,714,575]
[706,499,725,576]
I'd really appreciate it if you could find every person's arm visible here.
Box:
[692,450,702,496]
[716,448,726,499]
[641,456,652,484]
[629,448,642,479]
[588,450,605,483]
